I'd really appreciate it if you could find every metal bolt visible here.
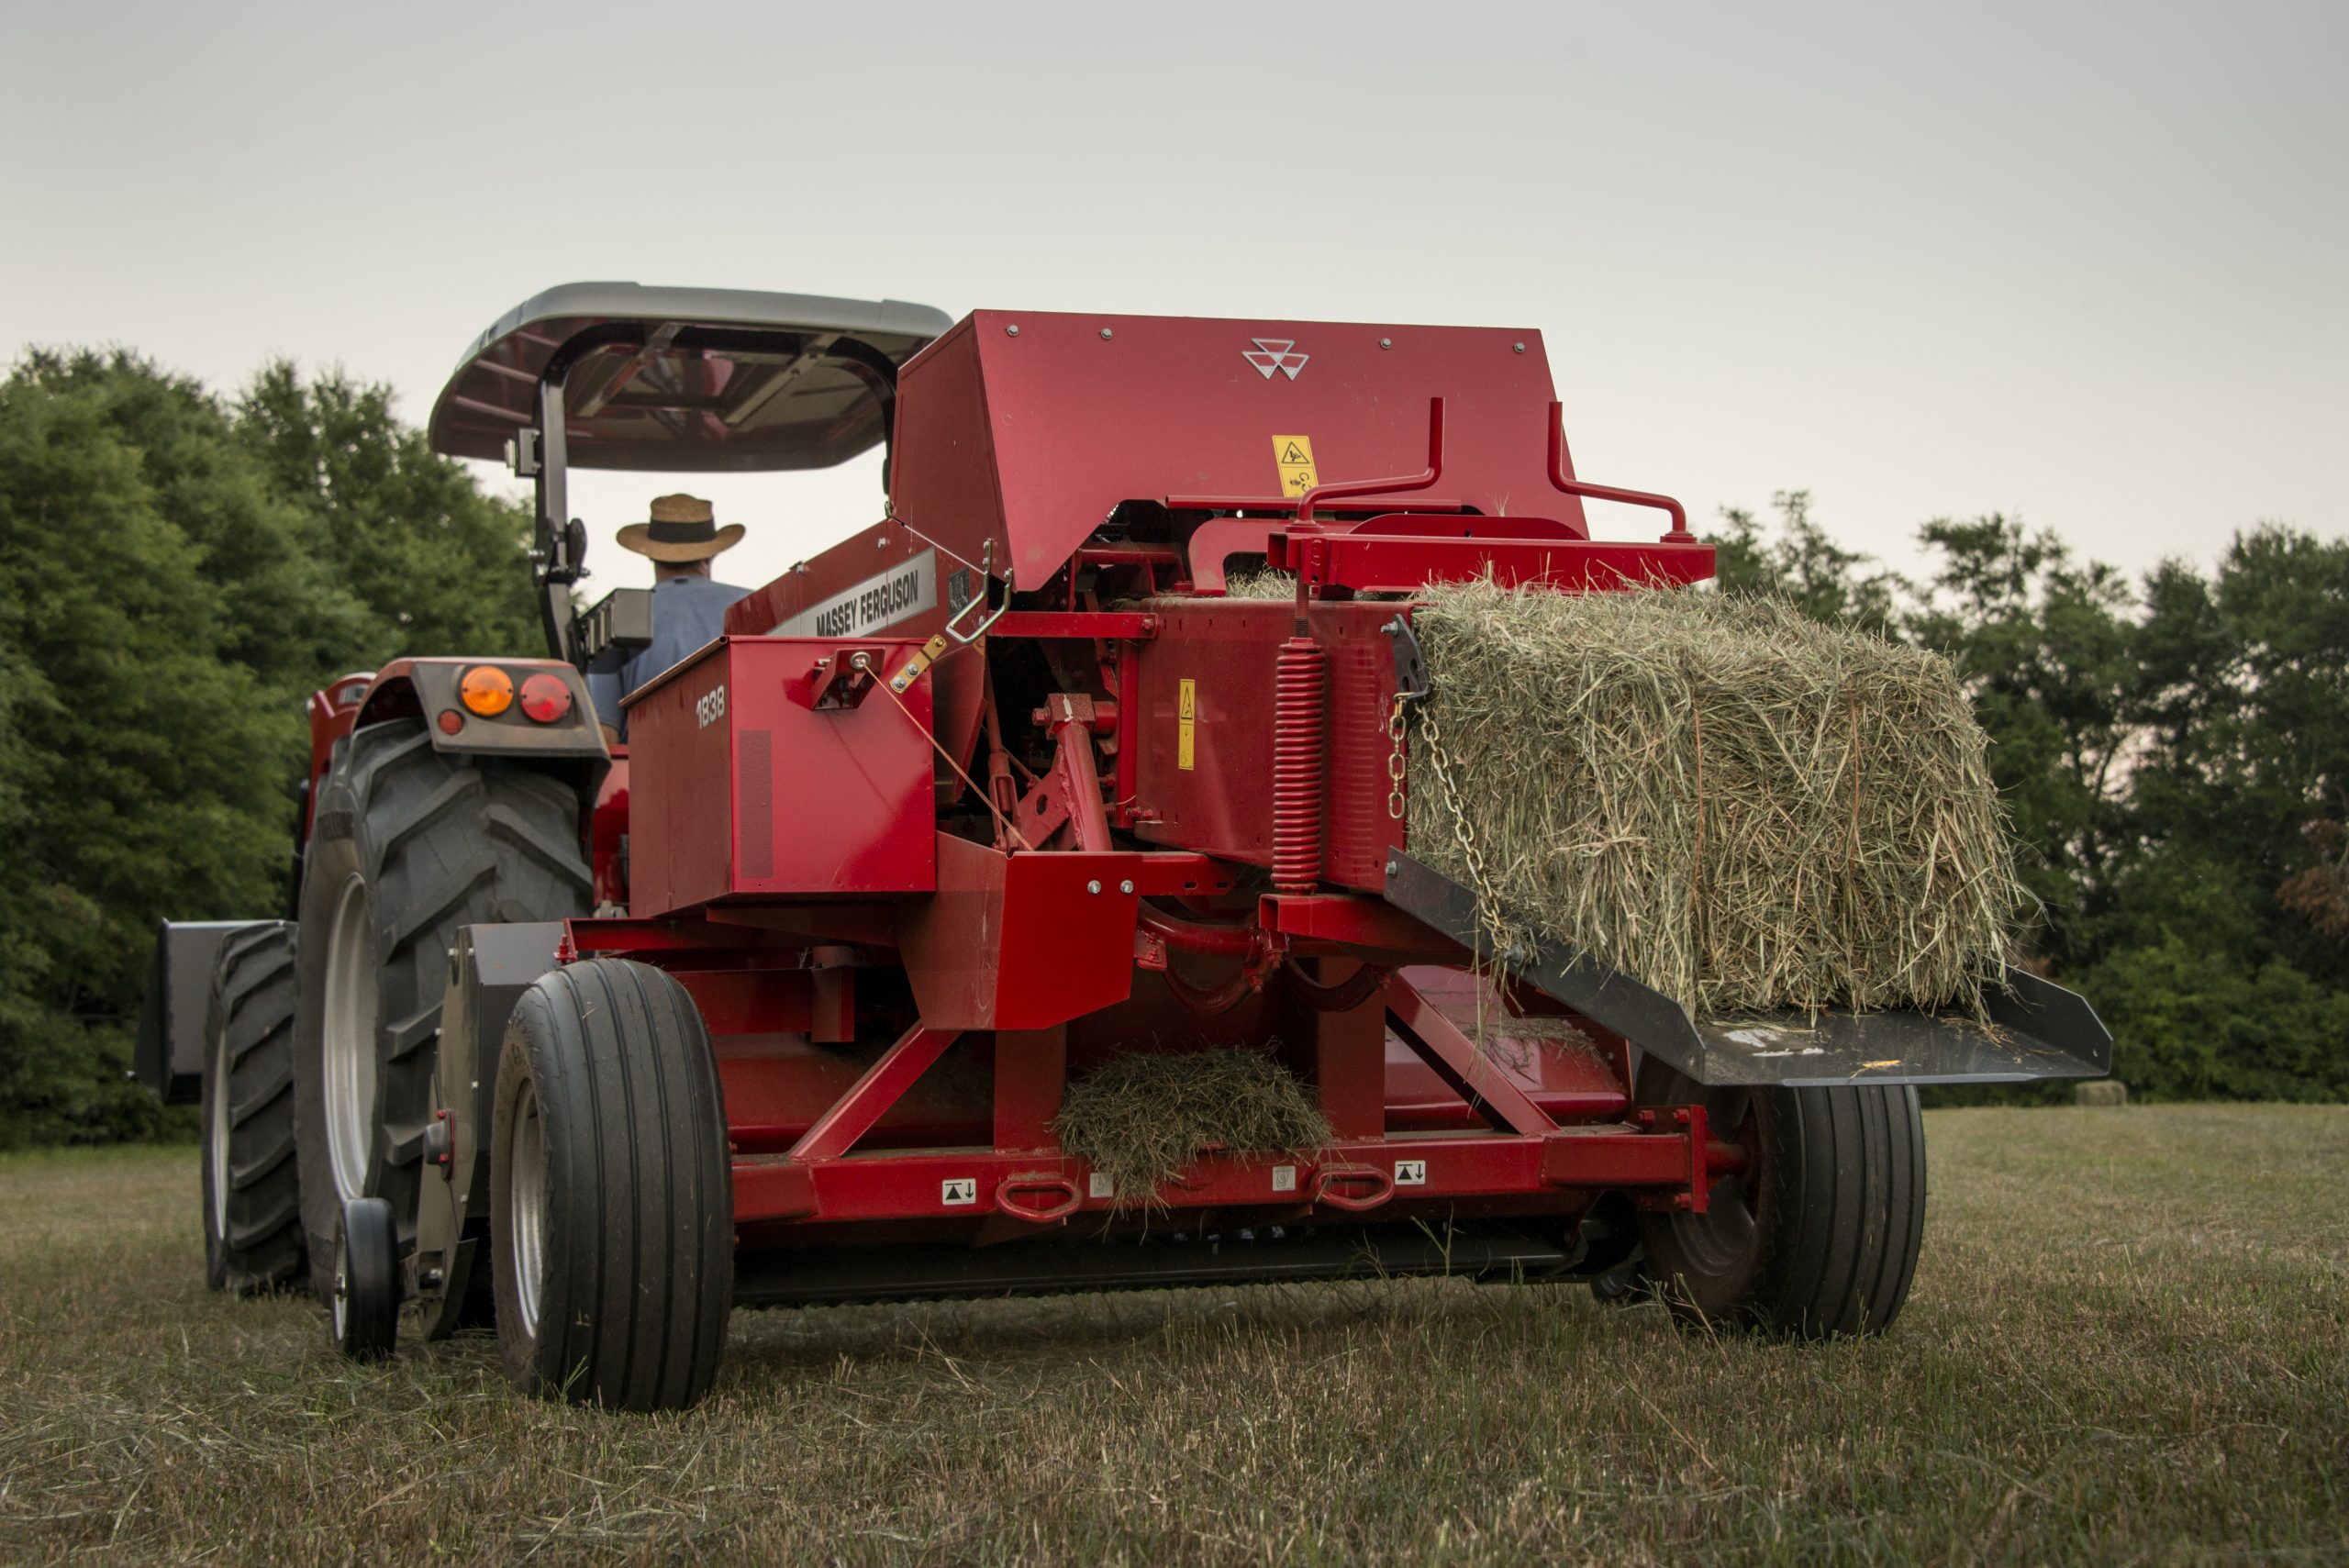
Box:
[1386,860,1398,876]
[1674,1193,1695,1210]
[1005,323,1019,337]
[1379,337,1393,349]
[1119,879,1134,895]
[1099,327,1114,340]
[1513,341,1526,353]
[1086,879,1102,895]
[1672,1107,1691,1126]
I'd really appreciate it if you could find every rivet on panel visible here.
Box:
[1005,324,1019,337]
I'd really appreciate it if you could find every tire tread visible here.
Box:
[495,959,731,1411]
[203,922,306,1294]
[1638,1067,1926,1339]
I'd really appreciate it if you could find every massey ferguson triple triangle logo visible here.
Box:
[1243,339,1309,381]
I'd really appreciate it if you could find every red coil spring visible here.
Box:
[1272,636,1329,892]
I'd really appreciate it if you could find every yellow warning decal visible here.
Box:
[1272,434,1318,497]
[1177,677,1197,771]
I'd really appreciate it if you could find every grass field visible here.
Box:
[2,1105,2344,1565]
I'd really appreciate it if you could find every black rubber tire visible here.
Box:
[491,959,732,1411]
[200,922,307,1294]
[333,1196,399,1361]
[1633,1060,1926,1338]
[293,719,592,1302]
[1586,1253,1652,1307]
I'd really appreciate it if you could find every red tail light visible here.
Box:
[518,673,573,724]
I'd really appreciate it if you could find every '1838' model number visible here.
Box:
[696,684,727,728]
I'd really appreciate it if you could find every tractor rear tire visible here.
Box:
[293,718,592,1303]
[491,959,732,1411]
[200,922,306,1294]
[1633,1060,1925,1338]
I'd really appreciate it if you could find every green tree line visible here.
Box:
[1,351,542,1146]
[2,354,2342,1144]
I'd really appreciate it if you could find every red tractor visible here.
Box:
[139,284,2110,1409]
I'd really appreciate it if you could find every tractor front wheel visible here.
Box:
[1633,1060,1925,1337]
[491,959,732,1411]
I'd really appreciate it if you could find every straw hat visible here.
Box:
[615,494,745,562]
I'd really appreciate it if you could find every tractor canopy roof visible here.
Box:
[427,282,954,473]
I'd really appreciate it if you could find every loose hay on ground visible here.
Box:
[1408,581,2022,1018]
[1053,1049,1332,1208]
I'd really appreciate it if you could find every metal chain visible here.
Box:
[1386,693,1505,929]
[1414,700,1504,922]
[1385,695,1411,820]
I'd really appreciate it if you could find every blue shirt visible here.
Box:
[587,573,751,738]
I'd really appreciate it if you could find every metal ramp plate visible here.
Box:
[1384,851,2112,1088]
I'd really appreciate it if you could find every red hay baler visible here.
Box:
[139,284,2110,1410]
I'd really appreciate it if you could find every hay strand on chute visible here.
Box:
[1054,1048,1332,1210]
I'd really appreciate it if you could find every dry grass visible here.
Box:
[1219,565,1297,601]
[3,1106,2345,1565]
[1052,1049,1333,1209]
[1408,584,2022,1020]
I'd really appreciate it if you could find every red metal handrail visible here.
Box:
[1297,397,1446,524]
[1546,401,1695,543]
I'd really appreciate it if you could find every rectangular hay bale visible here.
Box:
[1406,582,2021,1019]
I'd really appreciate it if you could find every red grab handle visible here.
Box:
[1312,1164,1396,1213]
[995,1174,1082,1224]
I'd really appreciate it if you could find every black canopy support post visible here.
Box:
[534,376,574,664]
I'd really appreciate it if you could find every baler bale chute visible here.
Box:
[138,284,2110,1411]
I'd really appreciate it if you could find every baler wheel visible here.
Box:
[200,922,307,1294]
[1633,1060,1925,1338]
[291,718,591,1304]
[490,959,732,1412]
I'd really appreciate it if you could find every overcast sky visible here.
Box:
[4,2,2342,596]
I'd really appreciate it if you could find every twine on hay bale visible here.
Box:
[1054,1048,1332,1211]
[1406,580,2022,1020]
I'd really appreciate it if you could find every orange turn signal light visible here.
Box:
[459,665,514,717]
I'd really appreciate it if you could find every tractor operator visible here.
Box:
[587,494,750,744]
